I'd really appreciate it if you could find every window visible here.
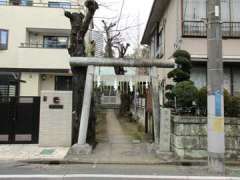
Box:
[48,2,71,9]
[183,0,206,21]
[20,0,33,6]
[156,29,164,58]
[0,29,8,50]
[182,0,240,37]
[0,0,7,5]
[231,0,240,22]
[182,0,207,37]
[55,76,72,91]
[221,0,231,21]
[43,36,68,49]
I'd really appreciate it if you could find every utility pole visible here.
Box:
[207,0,225,173]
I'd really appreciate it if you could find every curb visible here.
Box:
[0,174,239,180]
[21,159,240,167]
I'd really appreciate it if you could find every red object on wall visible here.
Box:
[146,89,152,113]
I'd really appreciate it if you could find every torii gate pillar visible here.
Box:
[70,57,174,154]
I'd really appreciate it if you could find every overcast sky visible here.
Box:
[93,0,154,51]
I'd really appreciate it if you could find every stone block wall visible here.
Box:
[39,91,72,147]
[171,116,240,159]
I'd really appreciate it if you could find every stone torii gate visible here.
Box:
[70,57,174,153]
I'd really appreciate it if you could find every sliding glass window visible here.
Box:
[0,29,8,50]
[182,0,207,37]
[183,0,240,37]
[43,36,68,49]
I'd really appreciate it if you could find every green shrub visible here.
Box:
[168,50,192,83]
[165,84,174,90]
[172,81,198,108]
[173,50,191,60]
[167,69,190,83]
[197,87,207,109]
[165,92,175,100]
[225,94,240,117]
[196,87,240,117]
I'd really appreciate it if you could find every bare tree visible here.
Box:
[102,20,130,75]
[113,42,130,75]
[102,20,132,115]
[65,0,98,145]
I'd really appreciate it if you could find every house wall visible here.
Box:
[0,5,73,68]
[148,0,240,64]
[0,2,86,96]
[149,0,180,81]
[40,74,55,92]
[18,48,70,69]
[147,0,240,93]
[20,72,40,96]
[181,38,240,57]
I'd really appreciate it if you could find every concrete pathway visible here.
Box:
[66,109,175,164]
[103,109,131,144]
[0,145,69,162]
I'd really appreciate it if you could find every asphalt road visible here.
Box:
[0,162,239,179]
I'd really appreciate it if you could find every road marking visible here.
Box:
[0,174,239,179]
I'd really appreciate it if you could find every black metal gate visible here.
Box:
[0,96,40,144]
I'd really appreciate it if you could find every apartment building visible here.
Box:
[0,0,85,97]
[141,0,240,95]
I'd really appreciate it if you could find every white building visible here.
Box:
[90,30,104,57]
[0,0,85,97]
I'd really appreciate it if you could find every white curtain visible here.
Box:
[183,0,206,21]
[221,0,231,21]
[224,68,231,93]
[0,31,7,45]
[231,0,240,21]
[190,67,207,89]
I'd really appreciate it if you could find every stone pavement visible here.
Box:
[0,145,69,162]
[65,109,175,164]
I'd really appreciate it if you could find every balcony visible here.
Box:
[20,42,68,49]
[182,21,240,38]
[18,44,70,70]
[0,0,82,9]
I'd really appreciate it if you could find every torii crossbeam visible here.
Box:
[70,57,174,154]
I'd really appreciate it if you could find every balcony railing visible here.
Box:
[0,43,8,50]
[222,22,240,38]
[0,0,82,9]
[182,21,207,37]
[20,42,68,49]
[183,21,240,38]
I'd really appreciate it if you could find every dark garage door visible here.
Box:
[0,96,40,144]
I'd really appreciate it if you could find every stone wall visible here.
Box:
[171,116,240,159]
[39,91,72,147]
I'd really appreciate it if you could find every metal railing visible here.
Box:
[0,0,82,9]
[182,21,207,37]
[0,43,7,50]
[19,42,68,49]
[183,21,240,38]
[222,22,240,38]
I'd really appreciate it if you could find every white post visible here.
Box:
[150,66,160,144]
[159,108,171,152]
[78,65,95,145]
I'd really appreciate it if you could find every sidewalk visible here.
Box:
[0,145,69,162]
